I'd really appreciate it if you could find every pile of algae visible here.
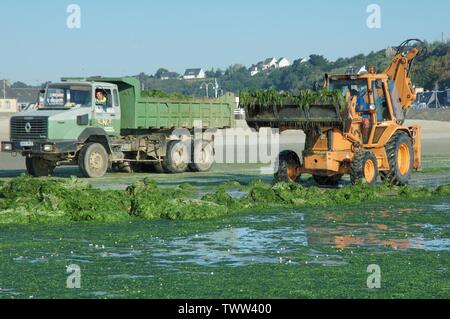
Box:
[0,175,449,225]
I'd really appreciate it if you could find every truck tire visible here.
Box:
[274,150,301,183]
[350,151,378,185]
[162,140,189,174]
[26,157,55,177]
[79,142,109,178]
[383,132,414,186]
[189,140,214,172]
[313,174,343,187]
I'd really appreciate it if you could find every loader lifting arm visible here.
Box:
[383,39,425,111]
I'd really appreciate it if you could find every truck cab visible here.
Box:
[1,80,121,177]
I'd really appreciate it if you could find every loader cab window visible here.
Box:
[372,80,390,122]
[329,78,368,100]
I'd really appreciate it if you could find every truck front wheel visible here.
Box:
[26,157,55,177]
[79,142,109,178]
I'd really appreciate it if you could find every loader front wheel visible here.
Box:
[350,151,378,185]
[274,150,301,183]
[383,132,413,185]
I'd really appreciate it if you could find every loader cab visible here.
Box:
[328,74,400,145]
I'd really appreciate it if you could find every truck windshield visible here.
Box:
[329,78,368,97]
[44,84,92,109]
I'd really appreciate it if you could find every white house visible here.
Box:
[183,68,205,80]
[261,58,277,70]
[276,57,290,68]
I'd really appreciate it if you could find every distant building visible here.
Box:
[160,72,180,80]
[249,57,291,76]
[0,99,18,113]
[249,65,260,77]
[262,58,277,70]
[277,57,290,68]
[183,68,205,80]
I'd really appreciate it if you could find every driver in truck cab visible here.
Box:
[95,90,108,112]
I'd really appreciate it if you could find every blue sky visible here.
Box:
[0,0,448,84]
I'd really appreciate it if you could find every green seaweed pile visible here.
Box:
[0,175,449,225]
[239,88,346,111]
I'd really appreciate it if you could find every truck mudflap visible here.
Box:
[409,125,421,170]
[1,140,78,155]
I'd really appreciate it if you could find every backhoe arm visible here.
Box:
[383,47,420,110]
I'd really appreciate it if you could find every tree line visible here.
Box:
[136,41,450,97]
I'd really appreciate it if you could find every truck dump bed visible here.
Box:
[240,90,346,131]
[133,94,235,130]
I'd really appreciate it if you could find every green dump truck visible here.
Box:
[1,77,235,178]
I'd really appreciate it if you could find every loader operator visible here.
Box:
[95,90,108,112]
[355,88,371,143]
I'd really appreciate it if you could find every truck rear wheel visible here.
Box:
[26,157,55,177]
[189,140,214,172]
[274,150,301,183]
[350,151,378,185]
[79,142,109,178]
[383,132,413,186]
[162,140,189,173]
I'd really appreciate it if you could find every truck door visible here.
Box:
[94,87,118,136]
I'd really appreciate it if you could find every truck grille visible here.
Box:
[10,116,48,140]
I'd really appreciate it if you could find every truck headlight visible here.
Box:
[1,142,12,152]
[43,144,55,152]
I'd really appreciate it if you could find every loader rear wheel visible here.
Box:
[189,140,214,172]
[274,150,301,183]
[79,143,109,178]
[26,157,55,177]
[383,132,413,186]
[313,174,343,187]
[163,140,189,174]
[350,151,378,185]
